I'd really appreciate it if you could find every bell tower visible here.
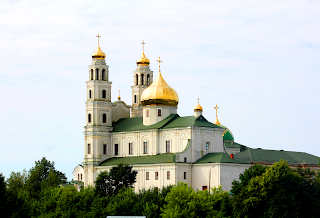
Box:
[131,40,153,117]
[83,34,113,186]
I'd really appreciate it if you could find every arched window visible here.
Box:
[136,74,138,85]
[90,69,93,80]
[147,74,150,85]
[134,95,137,104]
[205,142,210,150]
[143,142,148,154]
[146,109,150,117]
[88,114,91,123]
[157,108,162,117]
[89,90,92,99]
[141,74,144,85]
[103,144,107,154]
[96,69,99,80]
[88,144,91,154]
[81,174,82,180]
[102,90,106,99]
[166,140,170,153]
[102,69,105,80]
[114,144,119,155]
[103,114,107,123]
[78,174,79,180]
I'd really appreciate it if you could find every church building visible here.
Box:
[73,38,320,192]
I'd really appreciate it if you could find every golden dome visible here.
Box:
[141,72,179,107]
[92,44,106,60]
[194,98,203,111]
[136,52,150,66]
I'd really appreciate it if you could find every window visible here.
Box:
[81,174,82,180]
[88,114,92,123]
[167,171,170,180]
[78,174,79,180]
[102,69,105,80]
[206,142,210,150]
[136,74,138,85]
[114,144,119,155]
[146,172,149,180]
[184,172,187,179]
[96,69,99,80]
[155,172,158,180]
[102,90,106,99]
[90,69,93,80]
[103,144,107,154]
[157,108,162,117]
[89,90,92,99]
[146,109,150,117]
[103,114,107,123]
[147,74,150,85]
[87,144,91,154]
[202,186,207,191]
[141,74,144,85]
[184,157,187,163]
[129,143,133,155]
[143,142,148,154]
[166,140,170,153]
[134,95,137,104]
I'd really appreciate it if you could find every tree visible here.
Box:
[25,157,67,198]
[6,170,28,195]
[95,163,137,196]
[233,160,316,218]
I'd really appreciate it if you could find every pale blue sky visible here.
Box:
[0,0,319,180]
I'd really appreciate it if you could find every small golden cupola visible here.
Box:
[141,57,179,107]
[194,98,203,117]
[91,33,106,60]
[136,40,150,66]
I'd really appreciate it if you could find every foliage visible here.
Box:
[95,163,137,196]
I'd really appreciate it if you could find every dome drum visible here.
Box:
[141,99,178,107]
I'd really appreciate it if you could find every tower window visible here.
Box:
[102,69,105,80]
[167,171,170,180]
[103,144,107,154]
[134,95,137,104]
[90,69,93,80]
[87,144,91,154]
[136,74,138,85]
[103,114,107,123]
[114,144,119,155]
[81,174,82,180]
[147,74,150,85]
[146,109,150,117]
[146,172,149,180]
[184,172,187,179]
[88,114,92,123]
[89,90,92,99]
[206,142,210,150]
[141,74,144,85]
[166,140,170,153]
[129,143,133,155]
[157,109,162,117]
[155,172,158,180]
[143,142,148,154]
[102,90,106,99]
[78,174,79,180]
[184,157,187,162]
[96,69,99,80]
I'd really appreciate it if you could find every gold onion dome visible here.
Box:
[136,52,150,66]
[194,98,203,111]
[141,72,179,107]
[92,44,106,60]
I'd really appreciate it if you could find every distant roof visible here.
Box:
[99,153,176,166]
[194,152,249,164]
[235,147,320,165]
[112,114,222,132]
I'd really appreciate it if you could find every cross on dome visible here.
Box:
[214,104,221,125]
[141,40,145,51]
[157,57,163,73]
[96,33,101,44]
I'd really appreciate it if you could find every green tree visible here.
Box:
[95,163,137,196]
[6,170,28,195]
[233,160,315,218]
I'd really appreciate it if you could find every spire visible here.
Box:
[214,103,221,125]
[118,90,121,101]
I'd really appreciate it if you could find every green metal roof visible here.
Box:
[194,152,249,164]
[112,114,221,132]
[217,124,234,141]
[99,153,176,166]
[234,147,320,165]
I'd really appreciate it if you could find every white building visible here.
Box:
[73,40,320,192]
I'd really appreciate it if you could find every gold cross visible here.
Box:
[156,57,163,72]
[118,90,121,100]
[96,33,101,44]
[197,97,200,104]
[141,40,145,51]
[214,104,219,118]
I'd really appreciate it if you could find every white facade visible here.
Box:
[75,44,251,192]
